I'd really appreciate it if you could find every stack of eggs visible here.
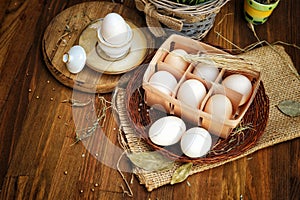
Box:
[144,40,256,159]
[97,13,133,59]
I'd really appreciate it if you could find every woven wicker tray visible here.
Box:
[118,63,269,164]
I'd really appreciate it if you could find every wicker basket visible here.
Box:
[134,0,229,40]
[122,35,269,164]
[124,63,269,164]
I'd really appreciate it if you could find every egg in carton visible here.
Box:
[142,34,261,139]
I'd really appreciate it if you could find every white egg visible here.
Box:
[204,94,233,119]
[180,127,212,158]
[222,74,252,106]
[149,116,186,146]
[193,62,219,82]
[176,79,207,108]
[164,49,190,71]
[149,71,178,95]
[101,13,129,45]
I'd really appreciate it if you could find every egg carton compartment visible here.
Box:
[144,63,210,115]
[199,83,244,138]
[171,75,244,134]
[190,62,222,87]
[142,34,261,139]
[156,61,187,81]
[181,65,214,91]
[142,34,224,83]
[171,70,210,118]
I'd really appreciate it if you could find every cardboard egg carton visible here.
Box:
[142,34,261,138]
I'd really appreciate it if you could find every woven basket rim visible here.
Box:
[122,64,269,164]
[134,0,229,39]
[150,0,229,15]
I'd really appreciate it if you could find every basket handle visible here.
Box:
[135,0,183,37]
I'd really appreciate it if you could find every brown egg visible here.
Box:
[204,94,233,119]
[202,94,233,138]
[164,49,190,71]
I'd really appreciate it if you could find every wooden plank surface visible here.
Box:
[0,0,299,199]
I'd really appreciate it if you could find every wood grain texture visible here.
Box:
[42,1,154,93]
[0,0,299,199]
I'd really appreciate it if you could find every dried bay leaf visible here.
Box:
[277,100,300,117]
[127,151,174,172]
[170,162,193,185]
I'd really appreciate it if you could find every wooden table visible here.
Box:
[0,0,299,199]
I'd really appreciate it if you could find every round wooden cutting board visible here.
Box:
[42,1,154,93]
[79,19,149,74]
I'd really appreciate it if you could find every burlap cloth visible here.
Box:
[115,45,300,191]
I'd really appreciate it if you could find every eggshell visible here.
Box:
[101,13,129,45]
[164,49,190,71]
[149,116,186,146]
[193,62,219,82]
[176,79,207,108]
[222,74,252,106]
[149,71,177,95]
[204,94,233,119]
[202,94,233,138]
[180,127,212,158]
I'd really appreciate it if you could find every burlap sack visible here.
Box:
[115,45,300,191]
